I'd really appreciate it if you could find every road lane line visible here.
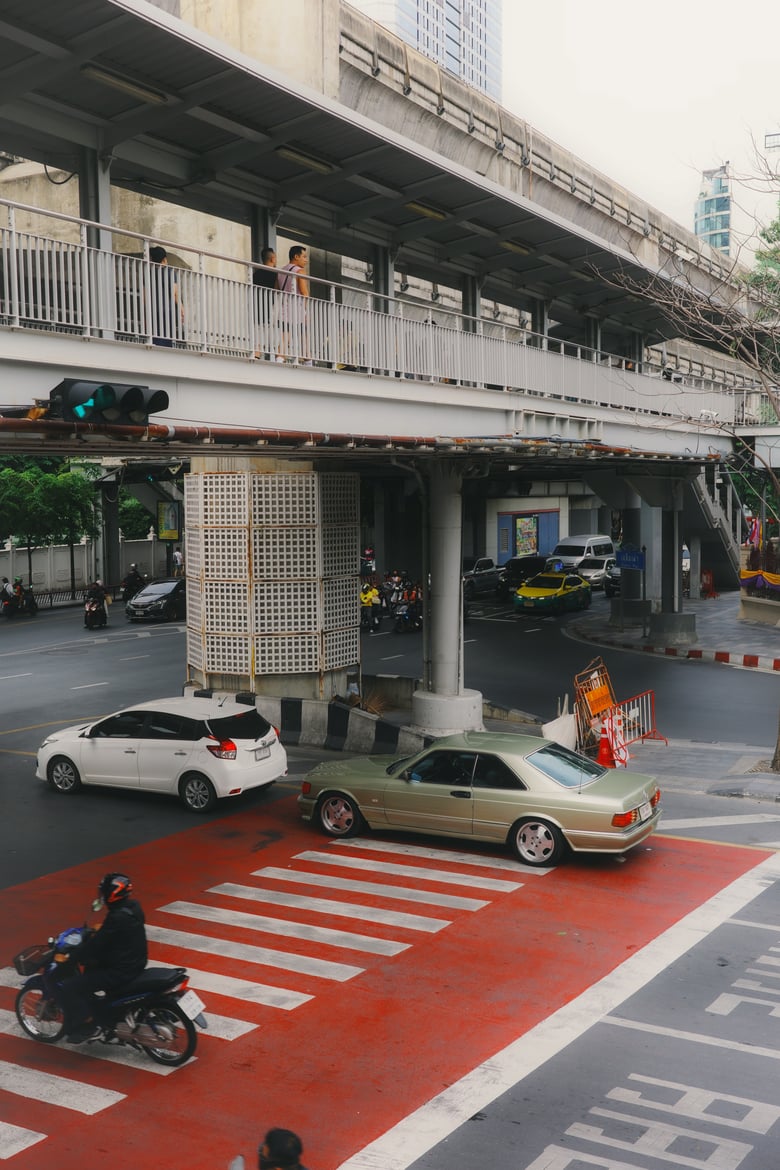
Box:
[210,882,450,932]
[70,681,109,690]
[157,900,409,956]
[333,838,539,874]
[659,814,780,830]
[0,1120,46,1159]
[118,654,150,661]
[253,866,488,910]
[145,924,364,981]
[150,960,313,1009]
[294,850,521,891]
[0,1056,125,1113]
[335,852,780,1170]
[602,1015,780,1058]
[0,673,32,680]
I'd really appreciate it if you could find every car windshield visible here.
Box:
[462,557,477,571]
[527,742,604,787]
[526,575,563,589]
[205,708,272,742]
[140,581,177,597]
[554,544,585,557]
[578,558,603,569]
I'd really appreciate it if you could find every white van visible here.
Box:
[550,534,615,569]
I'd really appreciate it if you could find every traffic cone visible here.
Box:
[596,719,615,767]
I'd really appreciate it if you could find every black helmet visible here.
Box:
[99,873,133,905]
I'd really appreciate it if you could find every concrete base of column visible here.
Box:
[647,611,697,646]
[410,688,484,736]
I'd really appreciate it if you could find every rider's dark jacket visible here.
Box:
[81,899,147,982]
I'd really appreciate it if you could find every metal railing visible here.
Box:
[0,196,772,428]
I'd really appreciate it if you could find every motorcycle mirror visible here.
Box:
[91,897,104,912]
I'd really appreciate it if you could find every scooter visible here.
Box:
[394,601,422,633]
[13,925,207,1067]
[84,598,107,629]
[2,587,37,618]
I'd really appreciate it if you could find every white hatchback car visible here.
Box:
[36,694,287,812]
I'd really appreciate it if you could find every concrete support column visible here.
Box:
[688,535,702,599]
[79,147,115,338]
[461,275,481,327]
[250,206,277,265]
[372,246,394,310]
[100,486,121,589]
[530,299,549,343]
[648,491,697,646]
[412,463,483,734]
[585,317,601,356]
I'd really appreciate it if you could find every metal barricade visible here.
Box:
[607,690,667,750]
[574,657,616,755]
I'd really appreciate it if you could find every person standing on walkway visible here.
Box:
[276,245,310,364]
[173,546,184,577]
[149,245,184,346]
[253,246,278,358]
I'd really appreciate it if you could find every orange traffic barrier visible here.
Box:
[596,720,615,768]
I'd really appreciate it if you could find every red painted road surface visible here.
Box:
[0,798,770,1170]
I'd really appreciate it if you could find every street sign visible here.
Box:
[616,548,645,571]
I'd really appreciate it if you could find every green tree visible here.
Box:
[44,470,100,596]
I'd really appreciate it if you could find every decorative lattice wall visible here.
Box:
[185,470,360,683]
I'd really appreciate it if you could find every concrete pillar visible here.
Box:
[79,147,115,338]
[461,275,481,326]
[585,316,601,356]
[689,535,702,599]
[530,299,549,343]
[412,463,483,734]
[372,245,394,310]
[250,206,277,264]
[101,489,121,589]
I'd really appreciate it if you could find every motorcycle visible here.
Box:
[2,587,37,618]
[13,925,207,1067]
[84,598,108,629]
[394,600,422,634]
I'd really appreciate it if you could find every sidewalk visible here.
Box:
[562,590,780,799]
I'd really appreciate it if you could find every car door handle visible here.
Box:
[174,750,188,756]
[450,790,471,798]
[124,749,137,754]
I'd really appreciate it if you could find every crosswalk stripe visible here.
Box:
[145,924,364,982]
[209,882,450,933]
[157,900,409,957]
[0,968,21,989]
[333,838,536,873]
[294,850,522,891]
[253,867,488,910]
[0,1009,177,1076]
[192,1012,255,1040]
[0,1120,46,1158]
[0,1057,125,1113]
[150,961,313,1009]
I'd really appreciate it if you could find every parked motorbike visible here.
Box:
[13,925,207,1067]
[84,598,107,629]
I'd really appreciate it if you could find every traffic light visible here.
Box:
[49,380,169,425]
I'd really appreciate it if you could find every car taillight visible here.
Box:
[301,780,311,795]
[651,789,661,807]
[206,737,237,759]
[611,810,637,828]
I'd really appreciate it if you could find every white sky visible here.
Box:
[502,0,780,238]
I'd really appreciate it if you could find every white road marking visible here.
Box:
[145,924,364,981]
[0,1056,125,1113]
[118,654,150,661]
[150,961,313,1009]
[732,918,780,932]
[333,837,542,874]
[294,850,521,891]
[335,852,780,1170]
[254,866,488,910]
[0,673,32,680]
[70,681,109,690]
[210,882,450,933]
[192,1012,256,1040]
[603,1015,780,1058]
[0,1120,46,1158]
[0,1008,177,1075]
[158,900,408,956]
[659,814,780,830]
[379,654,404,660]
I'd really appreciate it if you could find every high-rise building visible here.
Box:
[350,0,502,101]
[694,164,731,256]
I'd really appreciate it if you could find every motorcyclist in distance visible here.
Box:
[59,872,148,1043]
[122,564,145,602]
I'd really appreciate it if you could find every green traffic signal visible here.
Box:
[49,380,169,425]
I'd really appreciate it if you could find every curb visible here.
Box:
[608,639,780,671]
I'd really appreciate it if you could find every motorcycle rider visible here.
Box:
[122,563,145,602]
[59,872,147,1043]
[85,579,108,626]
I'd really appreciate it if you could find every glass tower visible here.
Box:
[351,0,502,101]
[694,164,731,256]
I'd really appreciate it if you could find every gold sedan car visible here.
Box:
[299,732,661,867]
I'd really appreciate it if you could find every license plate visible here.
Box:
[254,746,270,761]
[524,600,534,608]
[638,800,653,822]
[178,989,206,1020]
